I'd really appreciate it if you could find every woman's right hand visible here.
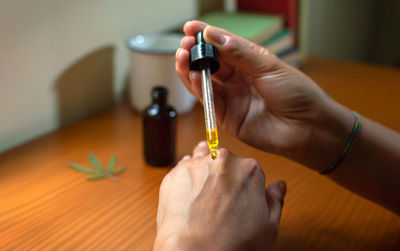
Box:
[176,21,354,170]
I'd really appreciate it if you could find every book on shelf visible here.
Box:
[277,48,300,67]
[196,10,300,67]
[261,29,294,55]
[238,0,298,44]
[199,11,283,44]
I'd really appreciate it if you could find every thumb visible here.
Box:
[265,180,286,225]
[203,25,280,75]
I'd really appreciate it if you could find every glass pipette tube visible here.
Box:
[201,68,219,160]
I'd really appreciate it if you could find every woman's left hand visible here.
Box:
[154,141,286,251]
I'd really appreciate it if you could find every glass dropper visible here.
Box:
[201,68,218,159]
[189,31,220,160]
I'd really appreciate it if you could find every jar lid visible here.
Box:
[126,33,184,55]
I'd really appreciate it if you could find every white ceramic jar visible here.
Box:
[126,33,196,114]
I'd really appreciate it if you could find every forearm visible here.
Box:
[304,99,400,215]
[329,114,400,215]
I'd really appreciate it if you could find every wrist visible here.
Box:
[155,230,234,251]
[301,98,355,172]
[154,232,203,251]
[154,234,188,251]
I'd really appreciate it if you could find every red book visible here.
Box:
[238,0,298,44]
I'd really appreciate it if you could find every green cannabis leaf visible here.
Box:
[89,152,105,172]
[69,153,126,181]
[108,155,117,173]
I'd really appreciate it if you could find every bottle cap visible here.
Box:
[189,32,220,74]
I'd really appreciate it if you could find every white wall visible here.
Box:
[306,0,376,62]
[0,0,196,152]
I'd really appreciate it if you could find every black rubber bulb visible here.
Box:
[189,31,220,74]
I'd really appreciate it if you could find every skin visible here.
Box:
[154,142,286,251]
[176,21,354,168]
[155,20,400,250]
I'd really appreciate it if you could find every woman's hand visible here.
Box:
[154,141,286,251]
[176,21,354,170]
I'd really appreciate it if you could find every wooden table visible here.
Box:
[0,57,399,250]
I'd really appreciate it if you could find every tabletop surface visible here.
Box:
[0,57,399,250]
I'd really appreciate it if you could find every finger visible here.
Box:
[266,180,287,225]
[176,154,192,165]
[192,141,210,158]
[183,20,207,36]
[189,71,203,101]
[189,70,227,104]
[212,59,236,84]
[182,38,235,84]
[189,71,227,124]
[203,25,281,76]
[181,36,195,51]
[183,23,236,84]
[176,48,193,95]
[182,24,237,87]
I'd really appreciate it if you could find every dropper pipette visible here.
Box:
[189,32,220,159]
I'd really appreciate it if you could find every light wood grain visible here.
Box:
[0,57,399,250]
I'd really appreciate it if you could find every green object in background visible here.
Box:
[261,29,294,55]
[262,29,292,46]
[69,153,126,181]
[199,11,283,44]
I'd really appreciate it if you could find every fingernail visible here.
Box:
[178,48,186,58]
[205,26,226,45]
[176,48,181,57]
[183,20,192,30]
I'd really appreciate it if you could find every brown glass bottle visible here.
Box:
[143,86,176,166]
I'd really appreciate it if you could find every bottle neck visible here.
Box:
[153,97,167,106]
